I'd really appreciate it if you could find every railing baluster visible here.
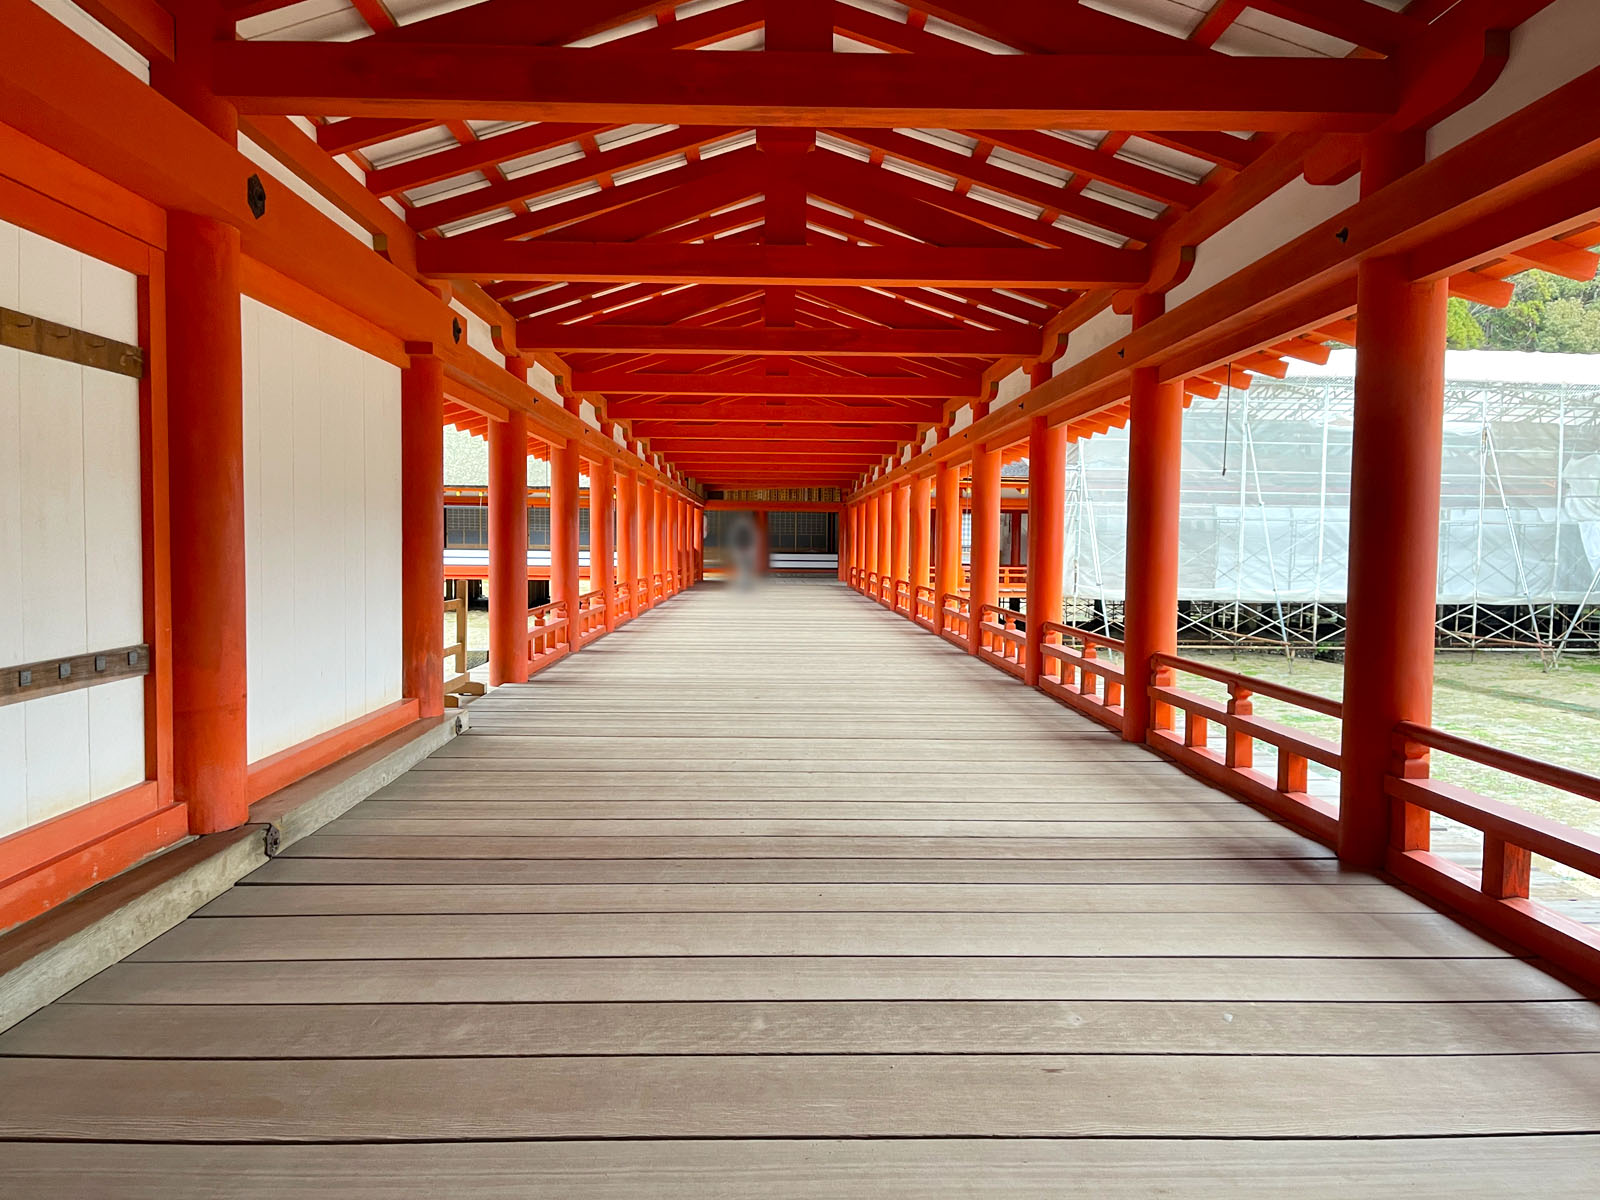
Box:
[1225,682,1254,770]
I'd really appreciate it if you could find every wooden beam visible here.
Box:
[822,129,1163,243]
[516,324,1038,357]
[571,371,979,398]
[417,242,1151,289]
[210,43,1400,132]
[606,400,947,422]
[407,125,731,232]
[629,422,919,440]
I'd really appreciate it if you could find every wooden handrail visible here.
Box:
[1142,655,1340,843]
[1385,720,1600,985]
[1394,720,1600,801]
[1153,652,1343,719]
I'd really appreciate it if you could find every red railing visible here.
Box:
[611,580,631,625]
[1036,623,1123,730]
[527,599,570,675]
[1145,653,1341,844]
[651,572,664,603]
[976,604,1025,679]
[1386,723,1600,984]
[894,578,913,616]
[866,571,880,601]
[963,564,1028,593]
[913,584,937,631]
[576,590,608,644]
[938,592,970,649]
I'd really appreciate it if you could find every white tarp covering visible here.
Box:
[1064,352,1600,607]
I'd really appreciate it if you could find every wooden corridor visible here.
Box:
[3,579,1600,1194]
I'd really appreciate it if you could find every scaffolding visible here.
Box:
[1059,354,1600,655]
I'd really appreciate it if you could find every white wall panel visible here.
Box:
[1167,176,1360,312]
[242,296,403,763]
[1429,0,1600,159]
[0,220,145,834]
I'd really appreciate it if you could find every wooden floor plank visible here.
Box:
[62,954,1586,1006]
[200,881,1431,916]
[280,833,1332,860]
[9,999,1600,1058]
[128,911,1500,961]
[5,1137,1600,1199]
[240,856,1382,886]
[4,1053,1599,1139]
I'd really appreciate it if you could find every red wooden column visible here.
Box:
[677,496,687,589]
[1122,293,1184,744]
[616,468,638,620]
[967,447,1001,655]
[692,503,703,583]
[549,439,581,644]
[1024,415,1068,687]
[657,486,672,589]
[837,504,850,581]
[909,475,932,601]
[589,455,615,630]
[166,211,249,833]
[891,481,911,604]
[863,494,880,593]
[638,479,656,607]
[845,503,858,584]
[935,462,961,607]
[1339,135,1449,869]
[753,509,770,575]
[400,352,446,720]
[487,406,529,685]
[881,493,893,600]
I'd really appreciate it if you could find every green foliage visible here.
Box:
[1465,270,1600,354]
[1446,297,1485,350]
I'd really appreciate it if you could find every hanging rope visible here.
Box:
[1220,362,1234,477]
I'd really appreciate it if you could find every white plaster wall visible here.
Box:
[994,367,1029,406]
[242,296,403,762]
[0,219,145,837]
[1055,306,1134,375]
[1429,0,1600,159]
[1167,175,1361,312]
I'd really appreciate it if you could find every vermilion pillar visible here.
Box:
[935,461,961,606]
[910,475,932,599]
[638,480,656,605]
[864,494,880,592]
[1122,293,1184,744]
[1340,135,1448,869]
[876,487,892,602]
[589,456,615,629]
[616,468,638,620]
[1024,415,1068,687]
[487,409,529,685]
[891,482,911,601]
[673,496,685,590]
[167,211,249,833]
[655,485,670,589]
[968,447,1001,655]
[549,440,581,639]
[400,352,446,721]
[692,503,703,583]
[753,509,770,575]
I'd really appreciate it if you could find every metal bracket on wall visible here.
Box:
[0,306,144,378]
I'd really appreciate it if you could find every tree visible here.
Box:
[1465,269,1600,353]
[1446,297,1485,349]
